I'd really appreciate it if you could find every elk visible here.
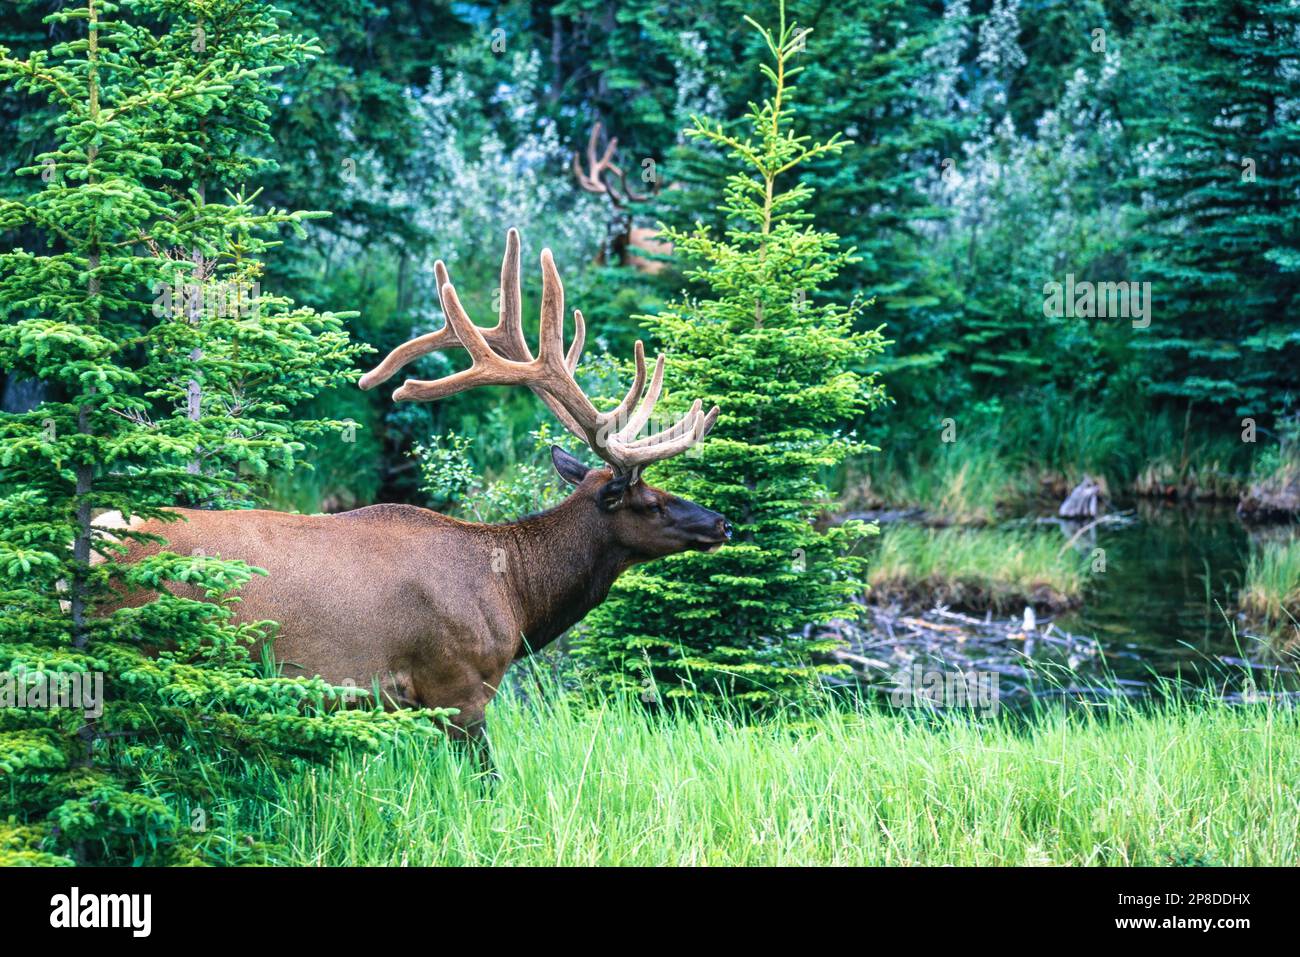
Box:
[103,229,729,774]
[572,121,673,275]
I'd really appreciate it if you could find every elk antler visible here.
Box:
[571,121,659,208]
[358,229,718,478]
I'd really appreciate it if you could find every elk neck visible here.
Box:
[494,491,634,654]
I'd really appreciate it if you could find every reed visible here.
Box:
[866,525,1090,611]
[1239,537,1300,652]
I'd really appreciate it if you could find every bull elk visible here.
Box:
[573,121,673,275]
[104,229,729,774]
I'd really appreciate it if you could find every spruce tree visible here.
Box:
[1133,0,1300,420]
[0,0,445,866]
[575,3,887,707]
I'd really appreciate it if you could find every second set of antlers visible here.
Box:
[571,121,660,209]
[358,229,718,478]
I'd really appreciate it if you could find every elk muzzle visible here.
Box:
[671,497,733,552]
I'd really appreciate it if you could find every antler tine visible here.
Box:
[602,339,648,430]
[522,246,603,445]
[616,410,708,469]
[358,322,458,392]
[360,229,719,478]
[610,400,719,473]
[571,152,606,194]
[600,153,636,209]
[625,399,703,449]
[611,346,664,442]
[604,169,630,209]
[496,227,530,360]
[614,164,659,205]
[700,404,721,438]
[589,122,618,177]
[585,121,603,173]
[438,281,496,364]
[392,281,525,402]
[566,309,586,373]
[359,232,532,392]
[538,248,568,365]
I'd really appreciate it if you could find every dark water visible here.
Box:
[1054,501,1296,693]
[835,501,1299,707]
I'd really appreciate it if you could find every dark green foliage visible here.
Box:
[574,6,888,706]
[0,0,447,866]
[2,2,1295,516]
[256,0,472,259]
[1131,0,1300,419]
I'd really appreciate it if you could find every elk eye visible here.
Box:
[649,503,664,516]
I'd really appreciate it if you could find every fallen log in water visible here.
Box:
[814,601,1106,703]
[813,599,1292,707]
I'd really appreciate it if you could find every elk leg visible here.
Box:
[413,659,507,783]
[446,711,498,783]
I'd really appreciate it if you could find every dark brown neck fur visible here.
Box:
[494,490,634,654]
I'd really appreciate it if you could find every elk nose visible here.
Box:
[719,519,733,539]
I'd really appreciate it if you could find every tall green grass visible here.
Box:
[263,690,1300,866]
[849,399,1259,521]
[852,432,1025,524]
[1240,537,1300,651]
[867,525,1090,610]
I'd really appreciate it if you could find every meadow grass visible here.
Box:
[1240,537,1300,651]
[867,525,1089,611]
[848,404,1257,522]
[852,435,1026,524]
[264,689,1300,866]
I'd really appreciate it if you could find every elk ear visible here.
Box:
[551,445,590,486]
[596,474,631,512]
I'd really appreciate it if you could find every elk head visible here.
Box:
[572,121,673,275]
[548,446,731,558]
[358,228,729,560]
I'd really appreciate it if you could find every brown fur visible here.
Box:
[104,462,729,764]
[610,226,673,275]
[572,122,674,275]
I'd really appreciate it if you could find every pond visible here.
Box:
[1056,501,1274,688]
[831,501,1299,708]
